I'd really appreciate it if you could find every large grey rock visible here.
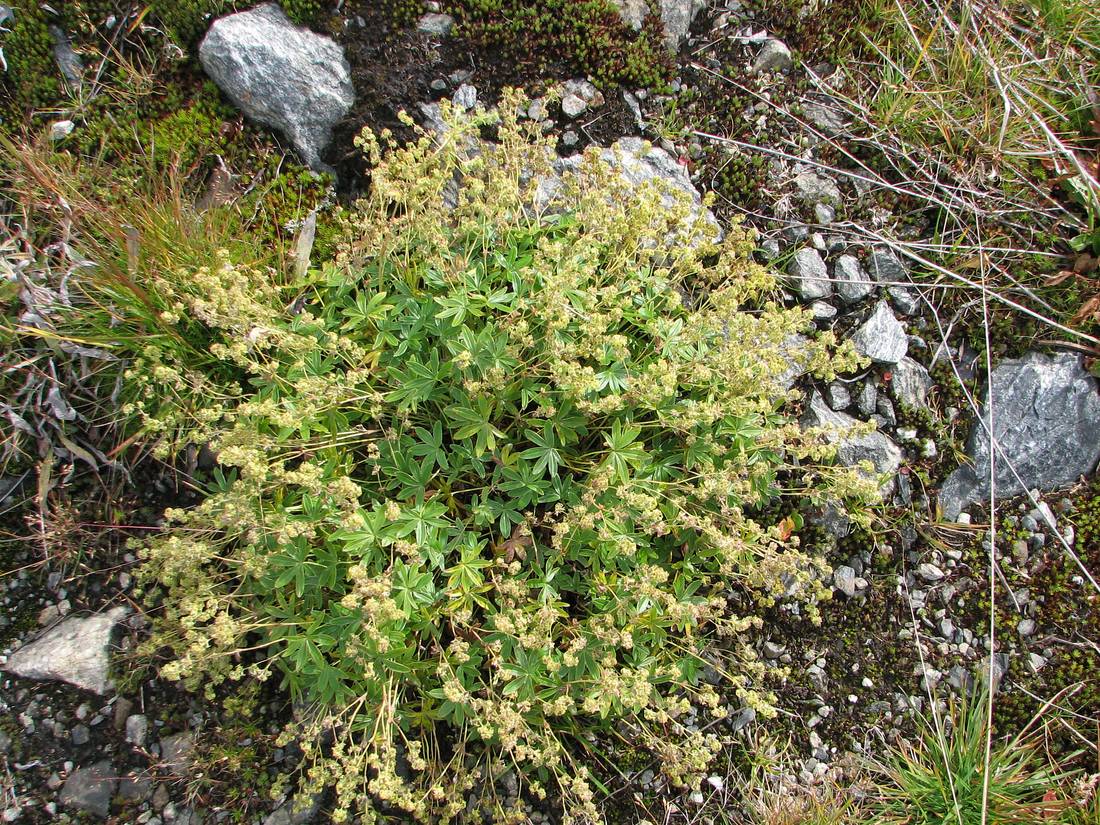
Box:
[793,170,841,205]
[802,392,903,494]
[264,796,322,825]
[803,98,848,135]
[199,3,354,171]
[939,352,1100,519]
[537,137,721,241]
[891,357,932,409]
[559,79,603,118]
[611,0,705,49]
[888,285,921,316]
[776,334,813,393]
[752,39,792,74]
[849,301,908,364]
[125,714,149,747]
[787,248,832,300]
[561,93,587,119]
[49,26,83,86]
[452,83,477,111]
[832,564,866,598]
[825,381,851,410]
[833,254,873,304]
[159,731,196,778]
[612,0,649,28]
[4,606,127,695]
[417,13,455,36]
[59,760,117,818]
[868,247,909,284]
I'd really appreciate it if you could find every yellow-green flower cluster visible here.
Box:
[130,91,874,823]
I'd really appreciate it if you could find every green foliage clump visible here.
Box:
[113,93,871,822]
[378,0,426,28]
[0,3,63,123]
[874,685,1066,824]
[714,151,770,213]
[446,0,673,89]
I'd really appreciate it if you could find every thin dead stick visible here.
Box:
[977,216,997,825]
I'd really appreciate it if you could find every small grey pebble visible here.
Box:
[824,382,851,410]
[810,300,837,321]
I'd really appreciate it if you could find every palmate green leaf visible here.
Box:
[330,505,393,562]
[394,499,451,545]
[268,537,315,598]
[445,536,492,592]
[469,494,524,536]
[434,290,483,326]
[393,455,436,501]
[603,419,648,484]
[313,660,357,705]
[500,462,553,509]
[341,290,394,332]
[447,324,517,378]
[445,395,506,456]
[549,401,588,446]
[596,361,630,393]
[384,349,448,411]
[410,422,449,471]
[392,558,438,615]
[519,422,562,478]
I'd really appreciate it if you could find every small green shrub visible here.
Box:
[0,2,63,122]
[874,685,1066,824]
[115,93,871,822]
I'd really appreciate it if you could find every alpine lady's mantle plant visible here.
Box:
[132,90,872,823]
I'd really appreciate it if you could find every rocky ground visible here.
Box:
[1,1,1099,823]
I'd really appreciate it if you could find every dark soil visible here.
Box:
[326,3,639,194]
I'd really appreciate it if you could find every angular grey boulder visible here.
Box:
[752,39,793,74]
[417,13,455,36]
[199,3,354,171]
[803,97,848,135]
[59,760,117,818]
[802,391,903,495]
[891,357,933,410]
[833,254,873,304]
[264,795,322,825]
[793,170,841,206]
[868,247,909,284]
[849,301,908,364]
[4,605,128,695]
[610,0,705,50]
[536,137,722,242]
[787,248,832,301]
[939,352,1100,519]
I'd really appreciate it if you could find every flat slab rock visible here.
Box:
[939,351,1100,519]
[610,0,705,49]
[849,300,908,364]
[536,137,722,243]
[4,606,128,695]
[59,759,117,817]
[802,391,903,495]
[199,3,354,171]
